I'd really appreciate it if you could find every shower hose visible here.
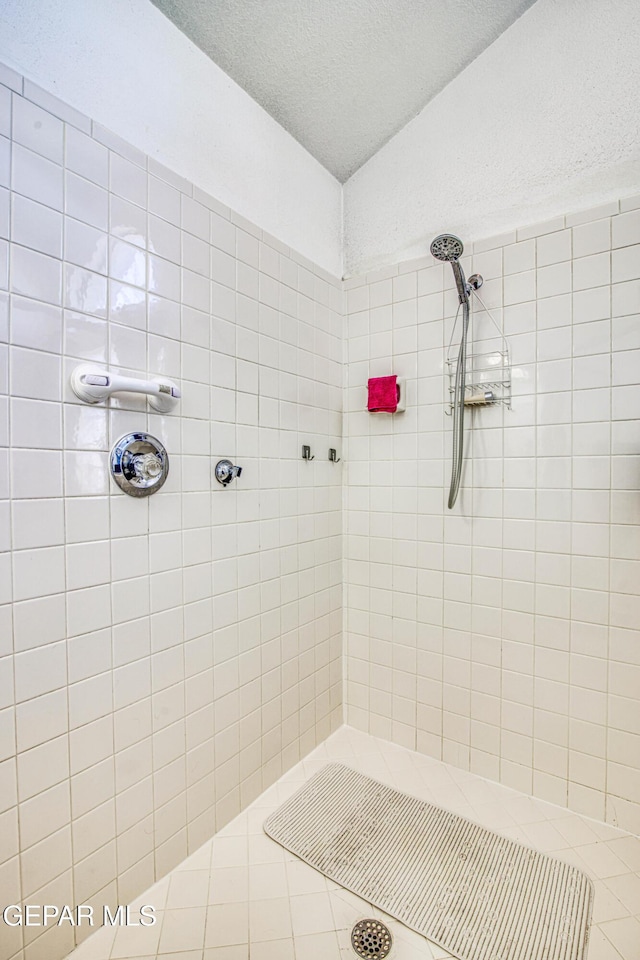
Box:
[448,299,470,509]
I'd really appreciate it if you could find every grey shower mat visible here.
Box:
[264,763,593,960]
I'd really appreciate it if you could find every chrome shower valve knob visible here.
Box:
[110,433,169,498]
[215,459,242,486]
[133,452,163,480]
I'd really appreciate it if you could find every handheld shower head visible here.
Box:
[431,234,468,305]
[430,234,464,262]
[432,233,472,510]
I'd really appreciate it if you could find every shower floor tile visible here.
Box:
[66,726,640,960]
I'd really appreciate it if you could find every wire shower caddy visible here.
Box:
[445,291,512,414]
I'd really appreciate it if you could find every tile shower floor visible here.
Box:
[67,726,640,960]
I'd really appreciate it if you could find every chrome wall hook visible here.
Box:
[328,448,341,463]
[302,445,314,461]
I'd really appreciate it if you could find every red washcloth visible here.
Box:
[367,375,398,413]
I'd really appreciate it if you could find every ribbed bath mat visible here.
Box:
[264,763,593,960]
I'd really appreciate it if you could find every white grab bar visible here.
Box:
[70,364,181,413]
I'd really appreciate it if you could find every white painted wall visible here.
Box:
[343,0,640,276]
[0,0,343,276]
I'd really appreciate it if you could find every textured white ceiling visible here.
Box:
[150,0,536,182]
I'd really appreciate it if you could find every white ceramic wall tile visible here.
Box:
[11,294,62,354]
[0,67,342,960]
[109,153,147,208]
[64,171,109,232]
[12,193,63,258]
[65,126,108,187]
[0,88,10,143]
[612,210,640,249]
[11,244,62,305]
[12,141,63,211]
[65,218,108,275]
[12,93,63,164]
[536,229,571,266]
[110,195,147,249]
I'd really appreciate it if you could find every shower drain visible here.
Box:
[351,919,393,958]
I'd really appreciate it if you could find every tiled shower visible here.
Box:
[0,2,639,959]
[343,208,640,832]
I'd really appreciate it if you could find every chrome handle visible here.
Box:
[132,452,163,480]
[110,433,169,498]
[215,459,242,486]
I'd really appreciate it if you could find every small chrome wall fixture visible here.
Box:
[71,364,181,413]
[328,448,341,462]
[302,445,314,460]
[110,432,169,497]
[215,459,242,486]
